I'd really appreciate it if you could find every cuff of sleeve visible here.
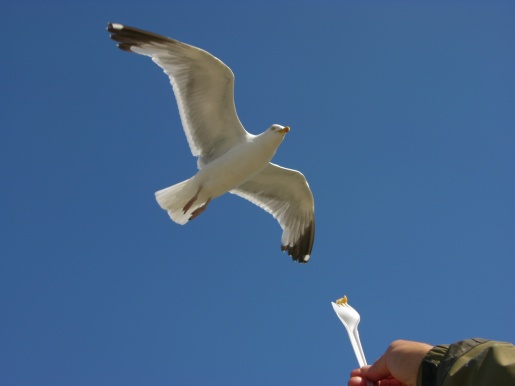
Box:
[417,345,449,386]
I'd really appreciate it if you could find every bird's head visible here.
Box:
[268,124,290,135]
[257,124,290,149]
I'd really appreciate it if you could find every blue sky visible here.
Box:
[2,1,514,385]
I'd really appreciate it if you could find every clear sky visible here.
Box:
[2,1,514,385]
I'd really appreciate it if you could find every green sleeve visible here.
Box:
[417,338,515,386]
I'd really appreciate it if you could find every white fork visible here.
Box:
[331,297,373,386]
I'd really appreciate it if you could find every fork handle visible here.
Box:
[350,330,373,386]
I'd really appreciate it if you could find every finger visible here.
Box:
[348,376,368,386]
[349,368,362,377]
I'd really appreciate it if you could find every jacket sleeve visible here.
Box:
[417,338,515,386]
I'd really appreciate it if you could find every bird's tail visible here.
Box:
[155,178,202,225]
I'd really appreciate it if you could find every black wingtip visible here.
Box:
[106,22,121,33]
[117,43,132,52]
[282,218,315,264]
[106,22,177,49]
[106,23,132,51]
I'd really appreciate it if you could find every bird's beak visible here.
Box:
[278,126,290,134]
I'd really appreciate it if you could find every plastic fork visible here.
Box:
[331,296,373,386]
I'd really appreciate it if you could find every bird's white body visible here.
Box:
[156,130,285,225]
[198,131,283,195]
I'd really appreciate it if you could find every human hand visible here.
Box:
[348,340,433,386]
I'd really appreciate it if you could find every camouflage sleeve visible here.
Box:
[417,338,515,386]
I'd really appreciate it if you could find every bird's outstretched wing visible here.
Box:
[107,23,249,166]
[230,163,315,263]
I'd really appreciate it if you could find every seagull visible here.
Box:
[107,23,315,263]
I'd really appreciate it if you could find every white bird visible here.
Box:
[107,23,315,263]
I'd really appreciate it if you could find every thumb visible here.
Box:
[361,353,391,381]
